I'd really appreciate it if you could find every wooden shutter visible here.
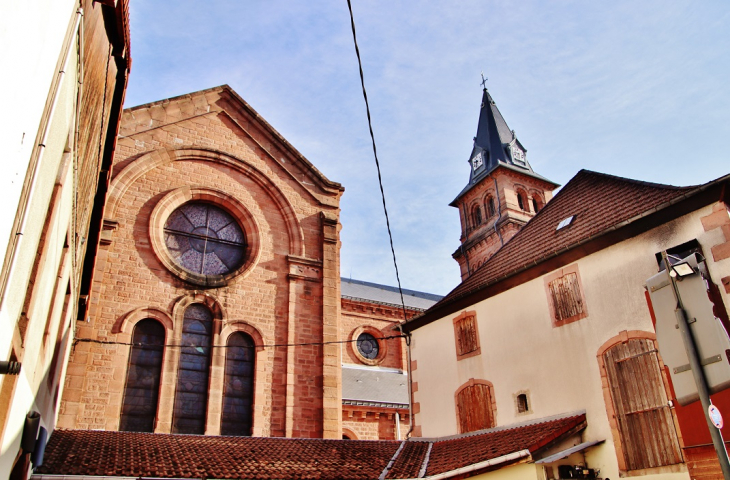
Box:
[454,315,479,356]
[457,383,494,433]
[603,338,683,470]
[548,273,584,321]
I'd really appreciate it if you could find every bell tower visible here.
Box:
[451,88,559,280]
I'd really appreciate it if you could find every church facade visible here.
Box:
[58,85,345,439]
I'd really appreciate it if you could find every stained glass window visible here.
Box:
[357,333,379,360]
[172,304,213,434]
[120,319,165,432]
[221,332,255,436]
[164,203,246,276]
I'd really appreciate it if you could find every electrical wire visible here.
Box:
[346,0,409,325]
[73,334,407,350]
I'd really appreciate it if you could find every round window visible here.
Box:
[164,202,246,276]
[356,333,380,360]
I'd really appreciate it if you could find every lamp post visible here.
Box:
[661,251,730,479]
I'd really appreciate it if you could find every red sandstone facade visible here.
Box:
[58,85,344,439]
[340,296,413,440]
[452,167,555,278]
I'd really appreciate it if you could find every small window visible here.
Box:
[357,333,379,360]
[517,192,526,210]
[517,393,529,413]
[545,265,588,327]
[531,198,539,213]
[556,215,575,230]
[473,206,483,226]
[453,311,480,359]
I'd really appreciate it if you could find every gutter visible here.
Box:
[408,449,530,480]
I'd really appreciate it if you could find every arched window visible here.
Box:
[487,196,496,218]
[602,337,682,470]
[455,380,495,433]
[531,198,539,213]
[172,304,213,434]
[120,319,165,432]
[517,191,526,211]
[221,332,256,436]
[472,206,483,226]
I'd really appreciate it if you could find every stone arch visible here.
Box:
[106,147,305,257]
[113,307,173,336]
[342,427,358,440]
[596,330,682,472]
[220,321,265,353]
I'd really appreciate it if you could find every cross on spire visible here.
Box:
[480,72,488,90]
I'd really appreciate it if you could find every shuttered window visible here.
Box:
[120,319,165,432]
[221,332,255,436]
[456,382,495,433]
[453,312,480,359]
[548,273,584,322]
[603,338,683,470]
[172,304,213,434]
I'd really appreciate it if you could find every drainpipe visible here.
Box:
[492,177,504,248]
[0,8,83,309]
[397,324,414,439]
[422,449,530,480]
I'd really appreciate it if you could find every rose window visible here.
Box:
[164,202,246,276]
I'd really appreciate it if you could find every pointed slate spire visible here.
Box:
[468,88,534,183]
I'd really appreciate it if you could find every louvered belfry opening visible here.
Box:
[603,338,683,470]
[456,383,495,433]
[120,319,165,432]
[172,304,213,434]
[221,332,256,436]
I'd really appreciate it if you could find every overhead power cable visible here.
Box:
[346,0,409,323]
[73,334,407,350]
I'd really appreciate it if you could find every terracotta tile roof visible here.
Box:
[406,170,720,328]
[35,414,585,479]
[423,413,586,476]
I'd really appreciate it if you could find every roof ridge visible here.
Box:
[413,410,586,443]
[124,84,230,111]
[573,168,699,190]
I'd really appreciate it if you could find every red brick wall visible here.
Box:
[453,167,555,279]
[685,445,729,480]
[59,86,343,438]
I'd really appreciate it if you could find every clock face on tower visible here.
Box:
[472,151,483,170]
[511,145,526,165]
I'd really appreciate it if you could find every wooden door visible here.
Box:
[603,338,683,470]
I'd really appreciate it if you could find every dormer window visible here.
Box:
[556,216,575,230]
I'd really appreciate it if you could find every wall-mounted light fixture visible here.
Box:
[0,361,21,375]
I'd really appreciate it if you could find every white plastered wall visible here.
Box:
[0,4,79,474]
[412,203,728,480]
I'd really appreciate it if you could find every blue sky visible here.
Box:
[125,1,730,295]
